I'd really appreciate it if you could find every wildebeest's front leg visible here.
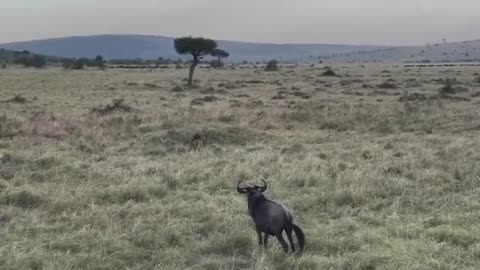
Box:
[263,233,269,248]
[256,225,263,246]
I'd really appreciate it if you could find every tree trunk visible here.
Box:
[188,58,198,86]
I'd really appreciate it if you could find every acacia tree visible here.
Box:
[174,37,217,85]
[211,49,229,63]
[95,55,105,68]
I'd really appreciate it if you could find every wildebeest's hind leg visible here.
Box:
[263,233,269,248]
[275,233,289,253]
[256,225,263,246]
[285,226,295,253]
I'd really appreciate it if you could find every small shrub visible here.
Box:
[71,60,84,70]
[321,68,337,76]
[439,78,455,94]
[334,190,365,207]
[272,92,287,100]
[474,76,480,83]
[48,239,82,253]
[218,114,235,123]
[1,64,6,69]
[281,143,305,154]
[285,109,312,123]
[34,156,58,170]
[245,80,264,84]
[405,80,422,88]
[200,87,226,94]
[1,190,45,208]
[171,85,184,92]
[471,91,480,97]
[218,81,236,89]
[16,54,46,68]
[202,126,264,146]
[5,94,27,103]
[361,150,372,159]
[428,226,477,248]
[23,256,44,270]
[190,95,219,106]
[0,168,15,180]
[96,187,150,204]
[377,82,397,89]
[144,82,159,89]
[291,91,311,99]
[0,115,21,139]
[91,98,133,114]
[398,93,428,102]
[209,60,224,68]
[198,94,214,102]
[64,58,86,70]
[264,59,279,71]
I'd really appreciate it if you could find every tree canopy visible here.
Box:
[211,49,229,59]
[174,37,218,59]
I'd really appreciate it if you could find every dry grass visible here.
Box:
[1,64,480,269]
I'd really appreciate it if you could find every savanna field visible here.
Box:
[1,63,480,270]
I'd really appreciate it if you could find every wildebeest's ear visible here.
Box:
[237,181,248,194]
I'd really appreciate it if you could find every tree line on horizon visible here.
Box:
[2,36,283,87]
[0,36,234,85]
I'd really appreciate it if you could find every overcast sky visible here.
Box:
[1,0,478,45]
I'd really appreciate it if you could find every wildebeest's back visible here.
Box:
[253,200,288,235]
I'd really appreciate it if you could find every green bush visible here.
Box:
[265,59,279,71]
[322,68,337,76]
[16,54,46,68]
[1,190,45,208]
[209,60,224,68]
[439,78,455,94]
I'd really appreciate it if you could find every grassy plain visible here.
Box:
[1,63,480,269]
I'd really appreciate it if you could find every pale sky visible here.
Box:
[1,0,479,45]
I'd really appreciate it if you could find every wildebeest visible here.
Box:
[237,179,305,253]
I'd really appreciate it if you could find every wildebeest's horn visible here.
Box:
[237,180,247,194]
[254,179,267,192]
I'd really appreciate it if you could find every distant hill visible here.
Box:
[326,39,480,63]
[0,35,386,61]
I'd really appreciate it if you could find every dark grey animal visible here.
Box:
[237,180,305,253]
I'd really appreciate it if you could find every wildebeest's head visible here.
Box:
[237,179,267,197]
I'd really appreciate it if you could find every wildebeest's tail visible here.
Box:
[292,224,305,251]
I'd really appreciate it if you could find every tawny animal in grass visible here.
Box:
[237,179,305,253]
[190,133,204,151]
